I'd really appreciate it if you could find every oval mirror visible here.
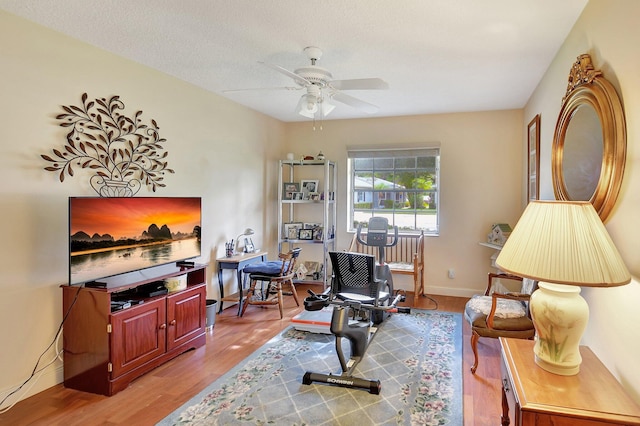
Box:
[552,54,626,222]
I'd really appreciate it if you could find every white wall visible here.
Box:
[524,0,640,402]
[0,11,286,401]
[285,110,524,296]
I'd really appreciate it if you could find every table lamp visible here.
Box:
[235,228,255,254]
[495,200,630,375]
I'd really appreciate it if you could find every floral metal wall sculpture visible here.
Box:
[41,93,174,196]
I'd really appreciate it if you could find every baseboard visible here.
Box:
[0,363,63,406]
[422,285,477,299]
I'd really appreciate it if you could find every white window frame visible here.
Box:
[347,146,440,235]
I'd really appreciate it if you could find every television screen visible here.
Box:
[69,197,202,285]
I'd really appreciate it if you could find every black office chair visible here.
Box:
[328,251,391,324]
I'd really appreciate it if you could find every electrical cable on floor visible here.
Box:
[421,293,439,310]
[0,285,83,413]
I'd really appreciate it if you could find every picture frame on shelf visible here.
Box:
[298,228,314,240]
[303,261,320,274]
[303,222,321,229]
[301,179,319,198]
[313,227,323,242]
[308,192,320,201]
[282,182,299,200]
[292,192,304,201]
[527,114,540,202]
[283,222,303,240]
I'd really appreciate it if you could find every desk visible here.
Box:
[217,251,267,315]
[500,337,640,425]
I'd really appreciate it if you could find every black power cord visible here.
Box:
[0,284,83,411]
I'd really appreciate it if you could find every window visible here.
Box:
[347,146,440,235]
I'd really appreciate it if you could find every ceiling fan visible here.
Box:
[227,46,389,118]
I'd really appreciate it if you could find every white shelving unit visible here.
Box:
[278,159,336,287]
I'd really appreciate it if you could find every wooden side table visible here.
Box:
[217,251,267,315]
[500,337,640,425]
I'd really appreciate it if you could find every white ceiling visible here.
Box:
[0,0,588,122]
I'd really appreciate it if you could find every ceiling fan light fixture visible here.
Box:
[320,97,335,117]
[296,93,318,118]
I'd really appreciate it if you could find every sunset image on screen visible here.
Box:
[70,197,201,240]
[69,197,202,285]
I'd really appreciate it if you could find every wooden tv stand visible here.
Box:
[62,263,207,396]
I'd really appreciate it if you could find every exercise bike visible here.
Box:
[301,251,410,394]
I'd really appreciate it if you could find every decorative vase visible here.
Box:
[530,282,589,375]
[90,176,141,197]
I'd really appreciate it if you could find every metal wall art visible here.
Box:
[41,93,174,196]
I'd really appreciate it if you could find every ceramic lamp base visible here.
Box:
[530,282,589,376]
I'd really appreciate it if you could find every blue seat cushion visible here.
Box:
[243,261,287,276]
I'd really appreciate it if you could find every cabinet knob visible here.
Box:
[170,319,177,326]
[159,323,167,330]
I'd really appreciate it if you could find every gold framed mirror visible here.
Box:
[552,54,626,222]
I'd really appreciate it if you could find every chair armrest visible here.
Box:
[486,292,531,329]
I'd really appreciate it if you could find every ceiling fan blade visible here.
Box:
[330,78,389,91]
[222,86,301,93]
[331,91,380,114]
[259,61,310,87]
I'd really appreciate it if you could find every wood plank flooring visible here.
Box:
[0,286,503,425]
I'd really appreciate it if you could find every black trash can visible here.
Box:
[206,300,217,330]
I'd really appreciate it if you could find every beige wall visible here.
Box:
[3,0,639,408]
[285,111,523,296]
[524,0,640,402]
[0,11,286,400]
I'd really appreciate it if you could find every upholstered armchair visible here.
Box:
[464,273,537,374]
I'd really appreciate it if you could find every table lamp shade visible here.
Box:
[495,200,630,375]
[495,201,630,287]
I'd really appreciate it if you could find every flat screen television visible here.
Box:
[69,197,202,286]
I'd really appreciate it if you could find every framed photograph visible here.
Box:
[283,222,303,240]
[303,261,320,274]
[309,192,320,201]
[243,237,255,253]
[292,192,304,201]
[282,182,299,200]
[313,227,323,242]
[300,179,319,197]
[298,228,314,240]
[527,114,541,202]
[303,222,321,229]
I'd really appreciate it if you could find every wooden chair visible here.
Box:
[464,273,537,373]
[348,230,425,300]
[240,248,301,318]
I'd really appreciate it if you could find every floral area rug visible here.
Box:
[158,310,462,426]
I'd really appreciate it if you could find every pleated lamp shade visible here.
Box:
[495,200,630,375]
[496,200,630,287]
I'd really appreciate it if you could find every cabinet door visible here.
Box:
[166,285,206,351]
[110,298,166,378]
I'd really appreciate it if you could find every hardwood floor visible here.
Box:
[0,286,503,425]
